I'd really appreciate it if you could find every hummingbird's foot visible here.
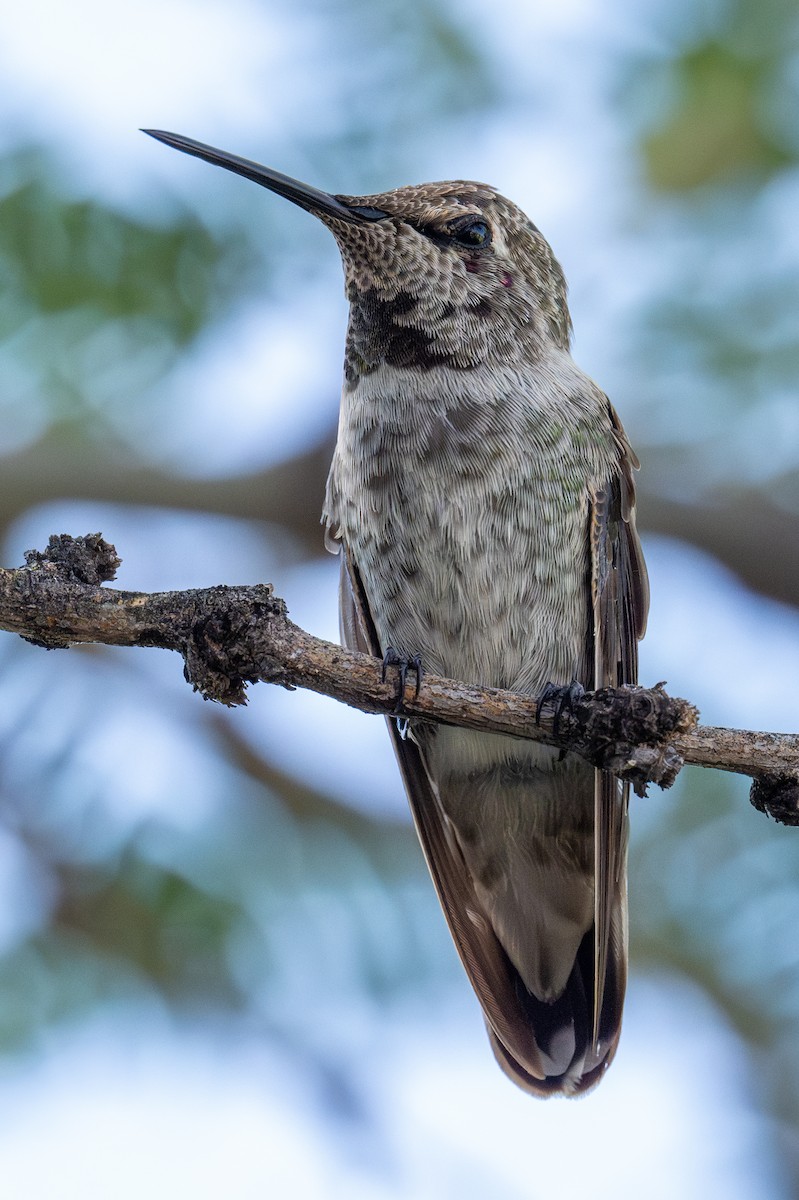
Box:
[381,647,424,713]
[535,680,585,738]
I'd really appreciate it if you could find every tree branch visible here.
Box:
[2,535,797,825]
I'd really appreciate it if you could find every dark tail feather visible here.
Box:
[487,925,626,1097]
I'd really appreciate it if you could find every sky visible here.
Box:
[0,980,780,1200]
[0,0,794,1196]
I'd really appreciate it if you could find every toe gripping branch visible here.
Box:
[535,680,698,795]
[381,646,424,714]
[536,680,586,739]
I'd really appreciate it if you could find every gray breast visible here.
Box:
[325,357,611,693]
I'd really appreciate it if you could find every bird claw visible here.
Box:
[381,647,424,714]
[535,680,585,738]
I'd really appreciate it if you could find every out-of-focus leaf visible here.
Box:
[0,153,238,341]
[52,859,245,1001]
[643,42,791,190]
[0,150,252,459]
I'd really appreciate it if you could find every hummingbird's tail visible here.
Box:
[484,930,625,1095]
[394,725,628,1096]
[484,888,627,1096]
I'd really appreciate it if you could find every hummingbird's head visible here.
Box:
[143,131,572,379]
[330,180,572,380]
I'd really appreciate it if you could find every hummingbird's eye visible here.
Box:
[451,219,491,247]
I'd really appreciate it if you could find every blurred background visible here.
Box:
[0,0,798,1195]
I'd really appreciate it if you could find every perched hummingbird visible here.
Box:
[145,130,649,1096]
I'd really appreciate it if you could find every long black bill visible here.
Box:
[142,130,387,224]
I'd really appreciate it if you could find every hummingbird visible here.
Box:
[144,130,649,1096]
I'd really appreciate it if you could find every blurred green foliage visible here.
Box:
[636,0,799,189]
[644,40,791,189]
[0,150,244,454]
[1,168,219,332]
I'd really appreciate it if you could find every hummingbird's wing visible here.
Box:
[587,404,649,1057]
[597,405,650,668]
